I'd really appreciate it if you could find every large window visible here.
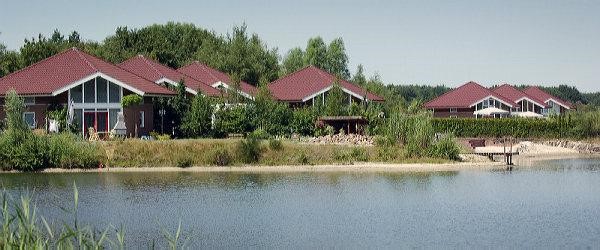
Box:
[70,77,122,104]
[72,85,83,103]
[96,77,108,103]
[83,79,95,103]
[109,82,121,103]
[23,112,35,128]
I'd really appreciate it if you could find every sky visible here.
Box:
[1,0,599,91]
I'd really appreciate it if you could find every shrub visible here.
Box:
[207,146,231,166]
[325,125,335,136]
[181,94,213,138]
[213,105,251,135]
[156,134,171,141]
[248,128,270,139]
[427,136,461,161]
[291,108,316,136]
[0,130,49,171]
[268,138,283,151]
[47,133,104,169]
[349,147,369,162]
[296,151,310,165]
[176,155,193,168]
[236,137,263,164]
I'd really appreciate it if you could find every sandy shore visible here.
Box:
[37,161,508,173]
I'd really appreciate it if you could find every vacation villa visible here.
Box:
[424,81,572,118]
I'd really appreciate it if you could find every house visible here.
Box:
[268,66,384,107]
[523,86,573,115]
[118,55,220,97]
[0,48,174,137]
[492,84,548,117]
[424,82,515,118]
[177,61,258,100]
[424,81,573,118]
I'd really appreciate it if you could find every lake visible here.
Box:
[1,158,600,248]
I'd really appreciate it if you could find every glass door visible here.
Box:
[83,111,96,136]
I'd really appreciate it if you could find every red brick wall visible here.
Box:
[123,96,155,137]
[0,93,68,129]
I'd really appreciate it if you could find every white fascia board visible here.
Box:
[301,85,365,102]
[545,98,571,110]
[212,81,253,100]
[470,95,514,108]
[52,72,145,96]
[156,77,198,95]
[515,97,546,108]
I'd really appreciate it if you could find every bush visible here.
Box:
[432,117,562,138]
[291,108,316,136]
[349,147,369,162]
[325,126,335,136]
[176,155,193,168]
[427,136,461,161]
[47,133,104,169]
[236,137,263,164]
[296,151,310,165]
[248,128,270,139]
[207,146,232,166]
[0,130,49,171]
[268,139,283,151]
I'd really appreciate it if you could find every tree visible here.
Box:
[326,38,350,79]
[170,81,191,136]
[352,64,367,86]
[282,47,306,75]
[324,80,347,116]
[304,37,327,69]
[251,83,291,136]
[4,90,28,132]
[0,43,23,77]
[181,94,213,137]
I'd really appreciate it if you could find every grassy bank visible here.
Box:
[104,139,451,168]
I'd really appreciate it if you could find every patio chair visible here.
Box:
[88,127,100,141]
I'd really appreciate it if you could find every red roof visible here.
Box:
[268,66,384,102]
[0,48,174,96]
[424,81,516,108]
[118,56,220,96]
[523,86,573,109]
[492,84,548,108]
[177,61,258,97]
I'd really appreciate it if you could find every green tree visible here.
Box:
[282,47,306,74]
[326,38,350,79]
[4,90,29,132]
[251,83,291,135]
[181,94,213,137]
[352,64,367,86]
[324,80,347,116]
[0,43,22,77]
[170,81,191,136]
[304,37,327,69]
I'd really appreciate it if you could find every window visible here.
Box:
[23,112,35,128]
[109,109,119,130]
[109,82,121,103]
[83,79,95,103]
[139,111,145,128]
[24,97,35,105]
[96,77,108,103]
[450,108,458,113]
[71,85,83,103]
[449,115,458,118]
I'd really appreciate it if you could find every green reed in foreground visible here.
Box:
[0,183,184,249]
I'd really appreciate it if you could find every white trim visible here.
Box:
[450,108,458,113]
[156,77,199,95]
[545,98,571,110]
[52,72,145,97]
[301,85,365,102]
[469,95,514,108]
[211,81,253,100]
[23,112,36,129]
[515,97,546,109]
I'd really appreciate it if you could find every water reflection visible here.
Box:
[0,159,599,248]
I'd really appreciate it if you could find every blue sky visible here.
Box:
[1,0,599,91]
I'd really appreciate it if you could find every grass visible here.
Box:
[102,138,452,168]
[0,184,185,249]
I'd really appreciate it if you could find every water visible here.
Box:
[2,158,600,248]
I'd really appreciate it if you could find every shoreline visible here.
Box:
[35,161,508,173]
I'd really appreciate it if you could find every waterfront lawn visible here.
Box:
[103,139,450,168]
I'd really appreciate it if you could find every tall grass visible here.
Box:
[0,184,185,249]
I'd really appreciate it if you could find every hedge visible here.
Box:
[432,118,569,138]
